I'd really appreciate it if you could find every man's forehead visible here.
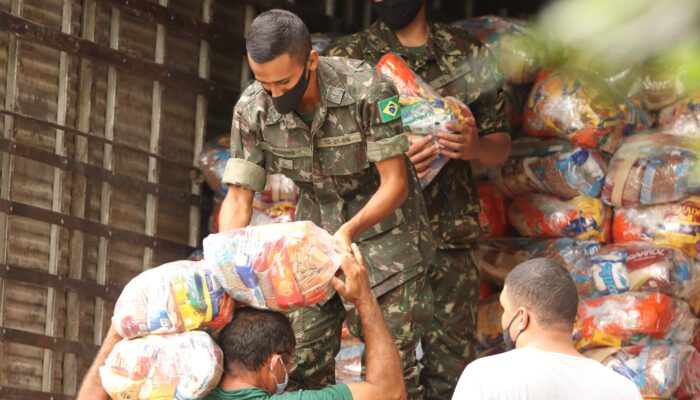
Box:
[248,53,301,81]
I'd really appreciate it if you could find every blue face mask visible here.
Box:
[271,356,289,394]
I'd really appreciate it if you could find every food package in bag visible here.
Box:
[476,294,505,355]
[613,196,700,258]
[575,292,697,350]
[100,331,223,400]
[112,261,235,338]
[474,238,600,296]
[508,194,611,242]
[199,135,231,197]
[588,242,699,300]
[375,53,474,187]
[476,182,509,237]
[602,133,699,207]
[523,69,650,153]
[203,221,341,311]
[585,344,700,399]
[658,93,700,138]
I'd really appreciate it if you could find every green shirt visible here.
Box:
[204,385,353,400]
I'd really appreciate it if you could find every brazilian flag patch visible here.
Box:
[378,95,401,123]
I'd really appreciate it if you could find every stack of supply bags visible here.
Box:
[476,182,510,238]
[476,293,505,356]
[658,93,700,138]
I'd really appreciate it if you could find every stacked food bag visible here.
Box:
[375,53,474,187]
[475,293,505,356]
[335,323,364,383]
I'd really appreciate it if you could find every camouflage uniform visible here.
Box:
[222,56,435,399]
[326,20,510,399]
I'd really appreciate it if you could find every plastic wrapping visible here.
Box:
[585,344,700,399]
[575,292,697,350]
[613,196,700,258]
[476,182,509,238]
[523,69,649,153]
[508,194,611,242]
[100,331,223,400]
[602,133,699,207]
[335,326,364,384]
[658,93,700,137]
[474,238,601,296]
[199,136,231,197]
[112,261,235,338]
[203,221,341,311]
[476,294,505,355]
[490,144,608,199]
[375,53,474,187]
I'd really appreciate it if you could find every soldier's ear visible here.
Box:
[308,50,319,72]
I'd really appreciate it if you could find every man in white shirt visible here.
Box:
[452,258,642,400]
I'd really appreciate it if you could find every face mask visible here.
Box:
[502,311,524,352]
[372,0,424,31]
[270,356,289,394]
[270,60,310,115]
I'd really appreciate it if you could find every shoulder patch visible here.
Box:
[378,95,401,123]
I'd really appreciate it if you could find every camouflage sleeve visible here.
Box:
[470,45,511,137]
[360,78,409,162]
[221,99,267,192]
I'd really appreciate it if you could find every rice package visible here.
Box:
[613,196,700,258]
[203,221,341,311]
[508,194,611,242]
[112,261,235,338]
[588,242,699,300]
[575,292,697,350]
[491,144,608,199]
[523,69,649,153]
[602,133,700,207]
[100,331,223,400]
[586,344,700,399]
[375,53,474,187]
[477,182,509,238]
[658,93,700,137]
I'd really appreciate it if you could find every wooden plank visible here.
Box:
[96,0,245,55]
[0,10,240,104]
[0,327,99,358]
[0,199,193,254]
[240,0,341,32]
[239,4,254,91]
[0,386,75,400]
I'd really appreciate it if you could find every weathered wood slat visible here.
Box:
[0,327,100,358]
[0,386,75,400]
[240,0,341,32]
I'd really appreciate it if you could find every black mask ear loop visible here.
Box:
[503,310,524,351]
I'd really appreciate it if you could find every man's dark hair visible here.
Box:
[246,9,311,64]
[217,308,296,372]
[504,257,579,329]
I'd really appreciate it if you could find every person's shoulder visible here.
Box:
[581,358,641,396]
[431,22,485,53]
[270,384,352,400]
[320,56,395,101]
[324,31,367,58]
[235,81,266,112]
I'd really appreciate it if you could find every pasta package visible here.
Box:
[602,133,700,207]
[477,182,509,238]
[376,53,474,187]
[523,69,650,153]
[575,292,697,350]
[508,194,611,242]
[613,196,700,258]
[586,344,700,399]
[100,331,223,400]
[658,93,700,138]
[112,261,235,339]
[203,221,341,311]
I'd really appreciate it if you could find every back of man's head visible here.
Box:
[504,257,579,330]
[217,308,296,372]
[247,9,311,64]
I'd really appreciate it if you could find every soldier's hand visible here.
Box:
[332,244,373,307]
[406,135,439,179]
[438,118,480,161]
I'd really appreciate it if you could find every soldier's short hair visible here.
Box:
[504,257,579,330]
[247,9,312,64]
[217,307,296,372]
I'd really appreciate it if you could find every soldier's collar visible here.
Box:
[365,21,459,56]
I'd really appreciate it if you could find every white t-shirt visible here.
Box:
[452,348,642,400]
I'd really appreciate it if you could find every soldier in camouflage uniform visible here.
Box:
[326,2,512,398]
[219,10,435,399]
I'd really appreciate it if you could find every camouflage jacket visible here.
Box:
[326,20,510,249]
[222,56,434,297]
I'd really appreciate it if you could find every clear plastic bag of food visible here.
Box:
[585,344,700,399]
[476,294,505,354]
[112,261,235,338]
[335,325,364,384]
[658,93,700,138]
[613,196,700,258]
[508,194,611,242]
[100,331,223,400]
[203,221,341,311]
[375,53,474,187]
[588,242,699,300]
[575,292,697,350]
[477,182,510,238]
[523,69,650,153]
[199,136,231,198]
[602,133,699,207]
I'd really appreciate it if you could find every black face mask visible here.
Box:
[372,0,424,31]
[502,311,524,351]
[270,61,310,115]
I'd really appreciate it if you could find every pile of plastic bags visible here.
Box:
[658,93,700,137]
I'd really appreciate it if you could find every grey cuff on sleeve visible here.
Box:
[222,158,267,192]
